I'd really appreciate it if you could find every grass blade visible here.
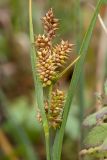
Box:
[29,1,50,160]
[52,0,103,159]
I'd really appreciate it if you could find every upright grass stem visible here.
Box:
[48,85,53,114]
[29,1,50,160]
[52,0,103,159]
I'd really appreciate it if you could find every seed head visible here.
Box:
[49,89,65,128]
[35,8,74,87]
[42,8,59,39]
[53,40,74,67]
[37,48,56,87]
[37,89,65,129]
[35,34,51,50]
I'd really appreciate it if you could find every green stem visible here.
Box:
[29,1,50,160]
[52,0,103,159]
[48,84,54,159]
[48,85,53,114]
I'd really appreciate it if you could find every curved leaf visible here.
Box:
[83,113,97,127]
[83,107,107,127]
[84,123,107,148]
[80,146,107,159]
[101,138,107,151]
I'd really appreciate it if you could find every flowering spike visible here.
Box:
[35,34,51,50]
[53,40,74,67]
[41,8,59,39]
[37,49,56,87]
[35,8,74,87]
[37,89,65,129]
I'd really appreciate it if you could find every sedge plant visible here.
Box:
[29,0,103,160]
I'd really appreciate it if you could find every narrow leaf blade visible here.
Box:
[52,1,103,159]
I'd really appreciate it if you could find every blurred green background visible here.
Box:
[0,0,107,160]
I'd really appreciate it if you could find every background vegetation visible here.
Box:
[0,0,107,160]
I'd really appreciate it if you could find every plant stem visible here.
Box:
[29,1,50,160]
[52,0,103,159]
[48,85,53,114]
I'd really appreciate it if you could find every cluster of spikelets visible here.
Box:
[37,89,65,129]
[35,8,73,87]
[35,8,74,129]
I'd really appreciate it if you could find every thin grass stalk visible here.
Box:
[48,85,53,114]
[29,1,50,160]
[52,0,103,160]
